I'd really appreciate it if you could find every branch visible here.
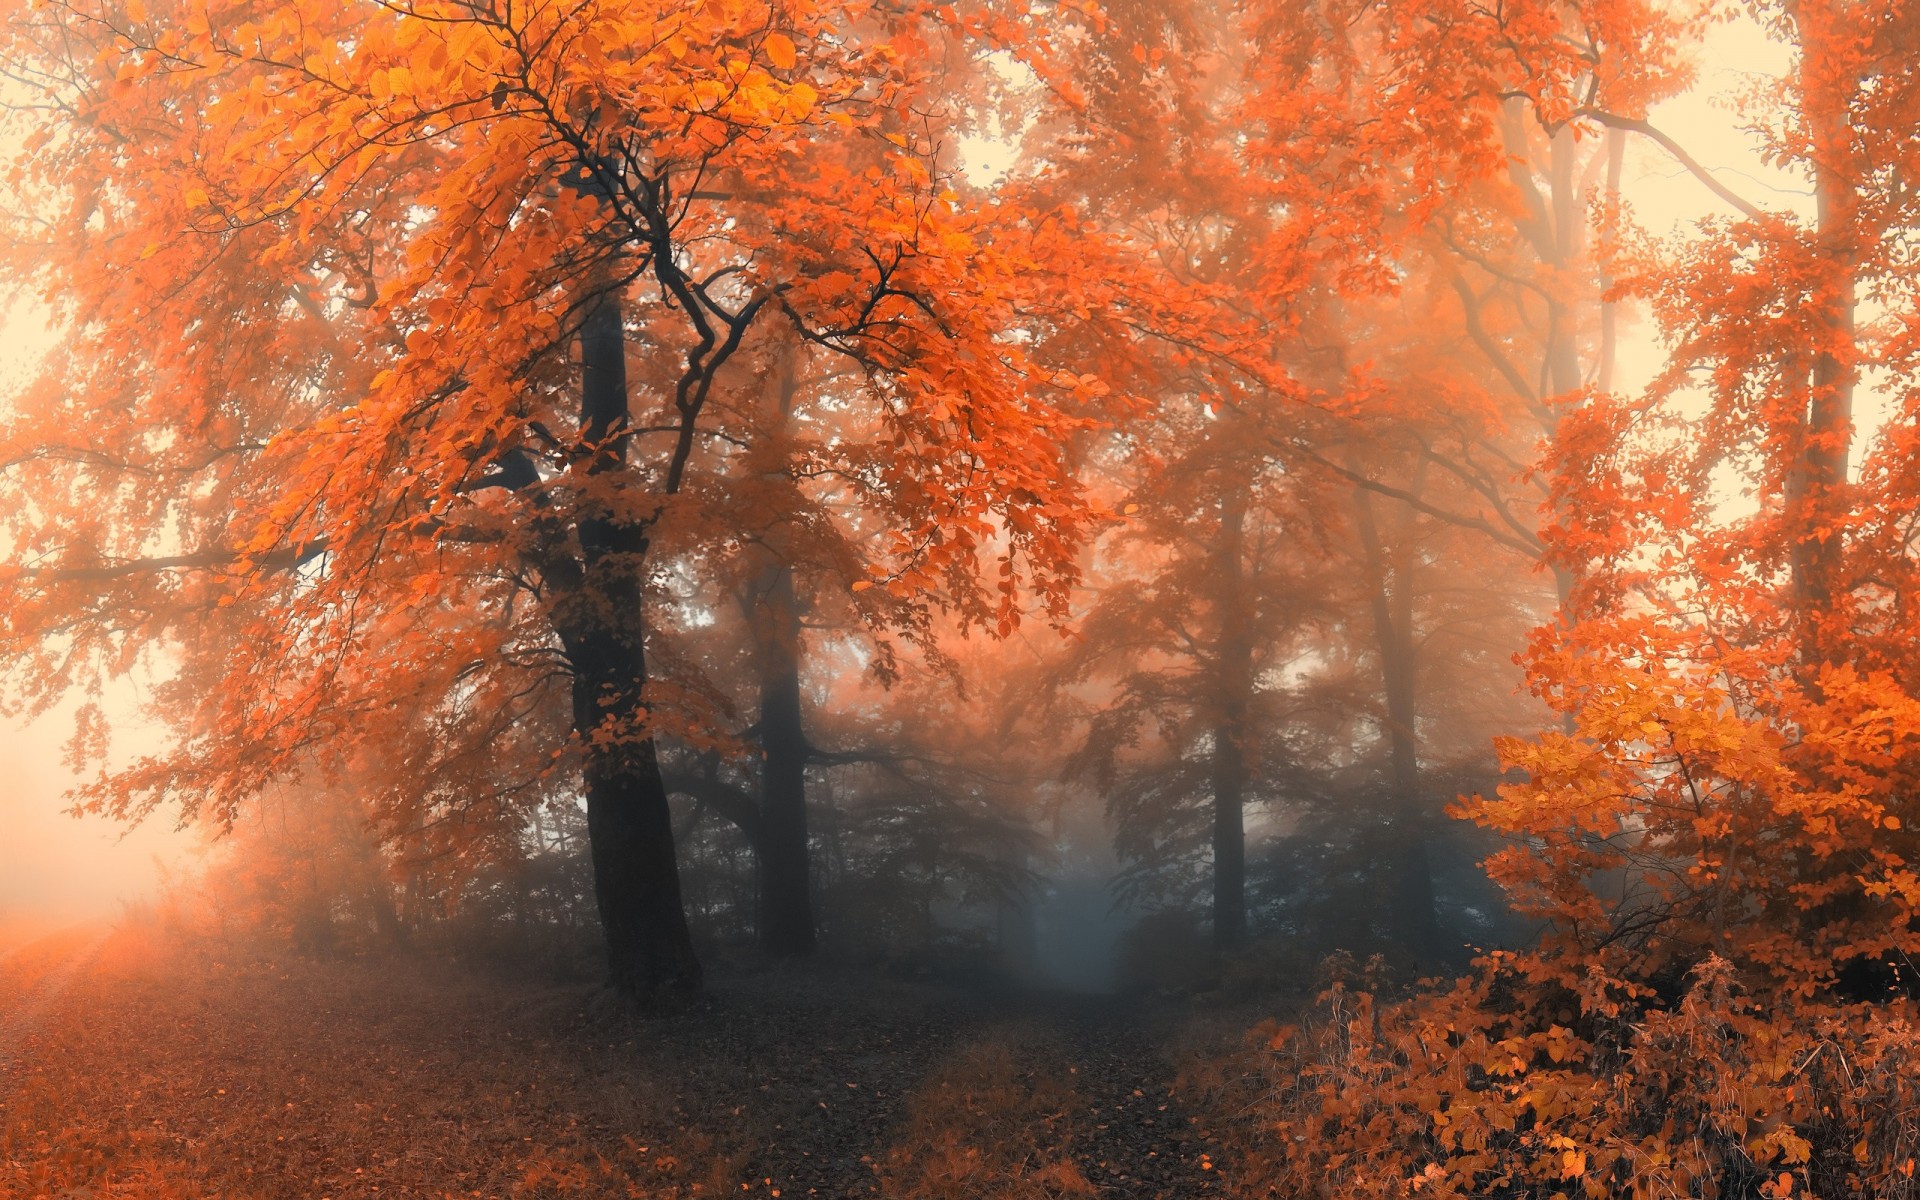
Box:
[1415,437,1553,555]
[659,769,762,845]
[805,743,912,767]
[4,539,329,582]
[1445,268,1543,415]
[1582,110,1767,221]
[1288,444,1543,557]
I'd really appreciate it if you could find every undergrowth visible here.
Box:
[1198,952,1920,1199]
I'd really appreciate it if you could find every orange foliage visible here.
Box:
[1222,0,1920,1191]
[0,0,1186,986]
[1224,954,1920,1199]
[1464,0,1920,992]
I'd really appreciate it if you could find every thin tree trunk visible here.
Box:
[1211,727,1248,950]
[1355,480,1438,952]
[1597,126,1626,396]
[752,559,817,956]
[1543,123,1583,400]
[1765,0,1864,966]
[1212,486,1251,951]
[1787,0,1857,671]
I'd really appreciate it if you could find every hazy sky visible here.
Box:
[0,696,200,918]
[1609,18,1800,392]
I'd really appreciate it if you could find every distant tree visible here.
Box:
[1214,0,1697,952]
[659,622,1043,960]
[1057,407,1352,950]
[1213,5,1920,1195]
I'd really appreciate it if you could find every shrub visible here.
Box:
[1215,953,1920,1199]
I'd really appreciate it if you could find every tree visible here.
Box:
[1457,0,1920,995]
[659,605,1045,960]
[1058,406,1352,950]
[1212,0,1701,953]
[0,0,1155,994]
[655,341,945,960]
[1216,4,1920,1188]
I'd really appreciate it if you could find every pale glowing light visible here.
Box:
[0,307,200,919]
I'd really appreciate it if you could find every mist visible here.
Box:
[0,710,197,921]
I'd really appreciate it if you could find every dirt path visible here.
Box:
[708,978,1231,1198]
[1031,994,1228,1198]
[0,916,57,965]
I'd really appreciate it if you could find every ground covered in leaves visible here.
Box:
[0,919,1278,1199]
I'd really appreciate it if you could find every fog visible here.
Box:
[0,706,198,921]
[0,317,196,924]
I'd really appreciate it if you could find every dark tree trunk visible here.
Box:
[1355,482,1439,954]
[751,560,817,956]
[1768,0,1859,958]
[563,288,702,996]
[371,881,407,947]
[1211,719,1248,951]
[1212,489,1251,951]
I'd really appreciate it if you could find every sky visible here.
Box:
[0,695,200,918]
[1583,16,1800,395]
[0,13,1802,920]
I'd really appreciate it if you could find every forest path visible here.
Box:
[698,970,1237,1197]
[0,921,109,1080]
[1037,993,1230,1197]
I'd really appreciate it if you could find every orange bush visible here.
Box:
[1222,954,1920,1199]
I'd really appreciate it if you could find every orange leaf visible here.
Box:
[764,32,797,70]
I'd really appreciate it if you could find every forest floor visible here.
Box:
[0,918,1295,1199]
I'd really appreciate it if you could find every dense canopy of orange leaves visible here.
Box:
[0,0,1194,989]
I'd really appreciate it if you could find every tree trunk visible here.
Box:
[370,875,407,947]
[1212,487,1251,951]
[751,559,817,956]
[1211,723,1248,951]
[1543,123,1584,401]
[1787,0,1857,672]
[1355,480,1439,953]
[1597,126,1626,396]
[564,288,702,996]
[1767,0,1863,969]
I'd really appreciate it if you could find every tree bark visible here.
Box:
[1211,486,1251,951]
[1786,0,1857,672]
[1355,480,1439,953]
[751,558,817,956]
[1210,723,1248,951]
[562,288,702,996]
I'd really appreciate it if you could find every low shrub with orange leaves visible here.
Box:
[1210,952,1920,1199]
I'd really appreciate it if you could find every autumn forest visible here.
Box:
[0,0,1915,1194]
